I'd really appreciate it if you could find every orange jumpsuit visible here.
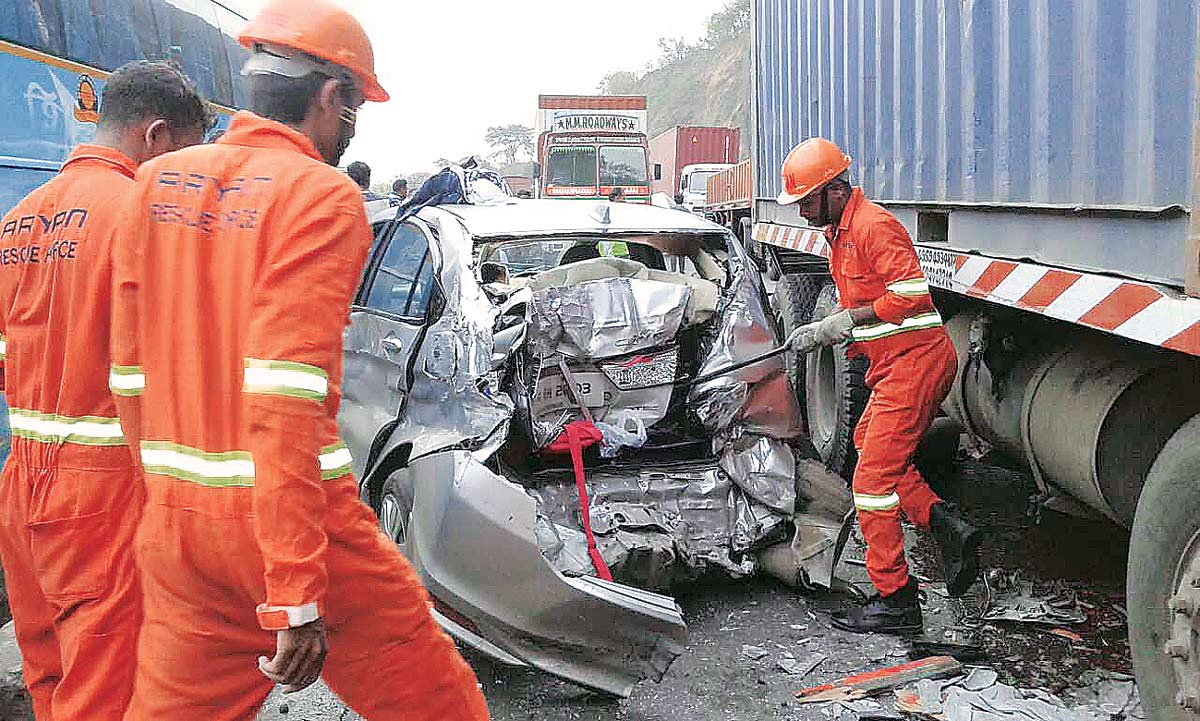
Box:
[0,145,143,721]
[112,112,488,720]
[826,188,957,596]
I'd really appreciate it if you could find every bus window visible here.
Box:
[546,146,597,187]
[599,146,648,186]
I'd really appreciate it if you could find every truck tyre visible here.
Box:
[776,273,827,407]
[1129,414,1200,721]
[805,283,869,481]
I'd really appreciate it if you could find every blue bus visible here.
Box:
[0,0,249,212]
[0,0,249,460]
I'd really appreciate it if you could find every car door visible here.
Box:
[339,218,439,480]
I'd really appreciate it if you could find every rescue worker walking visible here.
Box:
[111,2,489,718]
[780,138,982,635]
[0,62,210,720]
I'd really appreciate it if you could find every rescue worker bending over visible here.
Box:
[111,1,489,718]
[0,61,209,721]
[781,138,982,635]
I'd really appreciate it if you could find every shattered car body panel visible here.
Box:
[341,200,851,695]
[406,451,687,698]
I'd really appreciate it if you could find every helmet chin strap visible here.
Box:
[818,185,830,227]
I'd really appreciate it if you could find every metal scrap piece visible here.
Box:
[530,277,690,360]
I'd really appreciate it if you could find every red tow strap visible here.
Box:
[547,420,613,581]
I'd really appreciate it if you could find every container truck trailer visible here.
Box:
[749,2,1200,717]
[648,125,740,210]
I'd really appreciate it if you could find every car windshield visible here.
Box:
[546,146,596,187]
[687,170,720,193]
[599,146,648,186]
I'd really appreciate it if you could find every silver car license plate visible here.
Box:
[533,372,606,414]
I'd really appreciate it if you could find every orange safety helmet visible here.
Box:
[238,0,389,102]
[777,138,852,205]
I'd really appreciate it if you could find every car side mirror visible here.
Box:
[653,163,662,181]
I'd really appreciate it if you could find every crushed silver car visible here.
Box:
[340,198,851,697]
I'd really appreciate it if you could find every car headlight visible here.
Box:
[599,348,678,390]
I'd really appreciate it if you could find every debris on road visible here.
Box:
[1047,628,1083,643]
[978,570,1087,625]
[908,639,986,664]
[776,653,824,677]
[795,655,963,704]
[741,644,770,660]
[894,666,1144,720]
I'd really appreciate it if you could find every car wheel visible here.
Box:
[377,472,414,555]
[775,273,827,410]
[1129,414,1200,720]
[804,283,869,481]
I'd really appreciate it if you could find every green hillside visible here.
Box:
[600,1,750,155]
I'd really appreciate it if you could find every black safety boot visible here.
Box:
[929,501,982,597]
[830,578,923,636]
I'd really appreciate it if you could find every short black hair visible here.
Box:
[248,71,327,126]
[99,61,212,133]
[392,178,407,192]
[347,162,371,188]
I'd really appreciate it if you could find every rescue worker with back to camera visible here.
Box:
[0,61,209,720]
[110,1,490,718]
[783,138,983,635]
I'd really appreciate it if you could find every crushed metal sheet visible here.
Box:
[718,434,797,514]
[530,276,690,360]
[978,569,1088,626]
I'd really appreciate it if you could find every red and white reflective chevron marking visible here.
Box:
[752,222,829,258]
[923,247,1200,357]
[751,222,1200,357]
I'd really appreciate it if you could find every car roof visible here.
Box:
[406,200,729,239]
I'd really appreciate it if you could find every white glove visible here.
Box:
[813,310,855,346]
[787,323,820,354]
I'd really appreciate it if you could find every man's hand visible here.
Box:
[813,309,856,346]
[787,323,820,354]
[258,619,328,693]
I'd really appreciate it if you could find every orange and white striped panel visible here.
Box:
[751,222,1200,357]
[925,248,1200,357]
[751,222,829,258]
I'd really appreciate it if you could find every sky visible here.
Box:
[228,0,732,183]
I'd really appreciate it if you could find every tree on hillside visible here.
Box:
[598,71,639,95]
[703,0,750,48]
[656,36,692,66]
[484,125,534,166]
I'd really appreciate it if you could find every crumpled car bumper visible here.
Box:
[406,450,689,698]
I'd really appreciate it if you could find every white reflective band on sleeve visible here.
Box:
[886,278,930,297]
[851,311,944,342]
[243,358,329,402]
[8,408,125,446]
[265,602,320,628]
[0,336,7,360]
[139,441,255,487]
[109,365,146,397]
[854,491,901,511]
[318,442,353,480]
